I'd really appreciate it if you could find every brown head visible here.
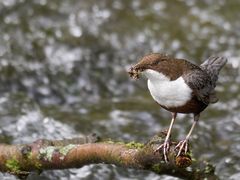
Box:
[128,53,187,80]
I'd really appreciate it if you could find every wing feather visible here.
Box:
[183,69,213,104]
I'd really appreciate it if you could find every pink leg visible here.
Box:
[155,113,177,162]
[175,114,200,156]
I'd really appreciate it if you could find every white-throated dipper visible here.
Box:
[128,53,227,162]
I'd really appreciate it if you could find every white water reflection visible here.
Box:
[0,0,239,179]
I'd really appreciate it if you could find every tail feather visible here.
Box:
[200,56,227,84]
[200,56,227,104]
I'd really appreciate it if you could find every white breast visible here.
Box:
[143,69,192,108]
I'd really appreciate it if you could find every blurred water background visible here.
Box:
[0,0,239,179]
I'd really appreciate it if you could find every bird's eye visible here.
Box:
[152,60,160,65]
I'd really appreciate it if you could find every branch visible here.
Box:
[0,133,217,179]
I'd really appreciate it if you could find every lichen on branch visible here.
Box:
[0,133,217,179]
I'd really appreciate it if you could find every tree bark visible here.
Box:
[0,133,218,179]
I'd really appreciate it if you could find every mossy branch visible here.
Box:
[0,133,217,179]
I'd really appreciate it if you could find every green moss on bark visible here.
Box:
[125,141,144,149]
[6,158,21,173]
[151,163,162,173]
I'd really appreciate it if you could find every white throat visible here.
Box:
[142,69,192,108]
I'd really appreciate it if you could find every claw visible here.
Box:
[154,141,170,162]
[175,139,189,157]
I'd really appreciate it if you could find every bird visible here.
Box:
[128,53,227,162]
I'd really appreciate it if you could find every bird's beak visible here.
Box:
[128,63,145,80]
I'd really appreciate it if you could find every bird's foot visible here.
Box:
[175,139,189,157]
[154,140,170,162]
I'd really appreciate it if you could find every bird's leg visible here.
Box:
[155,112,177,162]
[175,114,200,157]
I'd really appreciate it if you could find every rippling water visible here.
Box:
[0,0,239,179]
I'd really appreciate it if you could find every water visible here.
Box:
[0,0,239,179]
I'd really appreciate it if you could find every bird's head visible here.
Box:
[128,53,171,80]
